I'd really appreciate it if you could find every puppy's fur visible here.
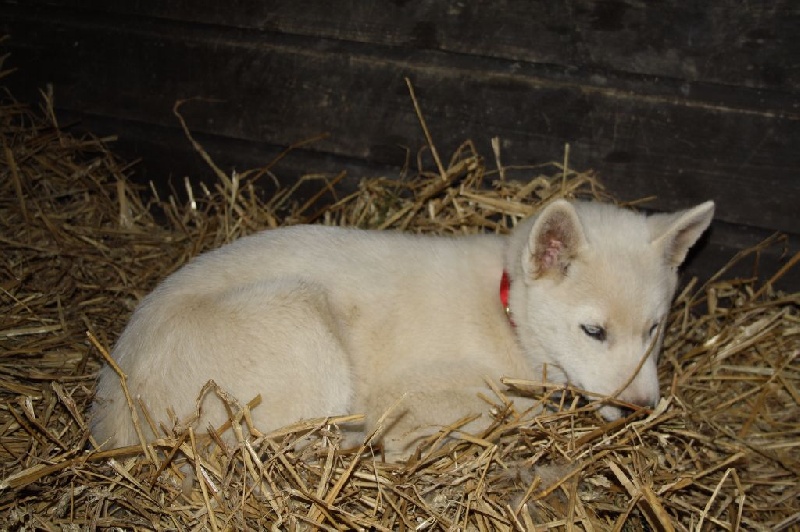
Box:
[91,199,714,457]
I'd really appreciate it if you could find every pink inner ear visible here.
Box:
[540,236,564,271]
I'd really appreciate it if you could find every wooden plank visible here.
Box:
[1,6,798,235]
[53,111,393,203]
[19,0,800,91]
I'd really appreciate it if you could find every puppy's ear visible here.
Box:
[524,200,588,278]
[649,201,715,268]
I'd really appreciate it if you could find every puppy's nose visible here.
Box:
[632,395,657,407]
[624,394,658,414]
[619,407,636,418]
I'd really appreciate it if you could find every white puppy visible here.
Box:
[92,199,714,457]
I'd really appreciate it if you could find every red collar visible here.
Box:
[500,270,515,326]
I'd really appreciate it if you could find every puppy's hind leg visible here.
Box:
[207,278,356,437]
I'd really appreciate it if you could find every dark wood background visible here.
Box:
[1,1,798,288]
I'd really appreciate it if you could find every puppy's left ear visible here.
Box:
[649,201,715,268]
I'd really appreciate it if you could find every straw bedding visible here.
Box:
[1,69,798,530]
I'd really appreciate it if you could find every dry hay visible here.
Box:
[1,70,798,531]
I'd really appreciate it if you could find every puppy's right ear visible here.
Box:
[648,201,715,268]
[524,200,587,279]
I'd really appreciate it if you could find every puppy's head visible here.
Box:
[509,199,714,419]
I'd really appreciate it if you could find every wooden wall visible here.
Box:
[1,1,798,287]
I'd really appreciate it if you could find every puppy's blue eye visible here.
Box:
[581,324,606,342]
